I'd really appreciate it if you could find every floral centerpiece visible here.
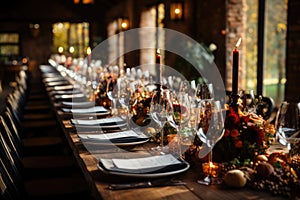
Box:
[213,105,275,163]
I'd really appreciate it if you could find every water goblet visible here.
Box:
[196,100,225,185]
[149,89,174,152]
[239,89,256,113]
[274,101,300,150]
[169,92,191,157]
[195,83,214,103]
[118,77,134,126]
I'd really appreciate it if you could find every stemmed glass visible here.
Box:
[195,83,214,103]
[118,77,134,126]
[106,78,120,116]
[170,92,191,157]
[239,90,256,113]
[149,88,174,152]
[274,101,300,148]
[196,100,225,185]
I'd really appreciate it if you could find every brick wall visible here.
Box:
[225,0,246,92]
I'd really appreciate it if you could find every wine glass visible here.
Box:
[196,100,225,185]
[239,89,256,113]
[169,92,191,157]
[195,83,214,103]
[274,101,300,149]
[149,89,173,152]
[106,78,120,116]
[118,77,133,126]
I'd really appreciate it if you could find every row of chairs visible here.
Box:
[0,67,91,199]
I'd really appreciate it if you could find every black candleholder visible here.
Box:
[229,93,240,111]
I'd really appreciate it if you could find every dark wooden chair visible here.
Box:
[0,116,78,178]
[0,128,90,200]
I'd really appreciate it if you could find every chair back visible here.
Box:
[0,157,20,200]
[0,116,23,173]
[0,125,24,197]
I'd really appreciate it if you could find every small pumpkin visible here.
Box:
[223,169,247,188]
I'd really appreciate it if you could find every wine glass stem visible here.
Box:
[208,146,213,177]
[177,125,182,157]
[160,122,164,148]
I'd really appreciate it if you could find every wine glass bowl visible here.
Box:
[274,101,300,148]
[239,89,256,113]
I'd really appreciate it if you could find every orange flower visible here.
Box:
[230,129,240,138]
[224,129,230,137]
[234,140,243,148]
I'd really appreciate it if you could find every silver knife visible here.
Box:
[108,179,186,190]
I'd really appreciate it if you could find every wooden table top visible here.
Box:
[43,65,290,200]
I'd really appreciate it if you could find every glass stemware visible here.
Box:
[149,89,173,152]
[196,100,225,185]
[195,83,214,103]
[106,78,120,116]
[170,92,191,157]
[239,89,256,113]
[118,77,133,126]
[274,101,300,149]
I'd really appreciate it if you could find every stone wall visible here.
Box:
[225,0,246,92]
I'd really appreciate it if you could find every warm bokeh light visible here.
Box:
[58,46,64,54]
[86,46,91,55]
[69,46,75,54]
[174,8,181,15]
[121,22,128,29]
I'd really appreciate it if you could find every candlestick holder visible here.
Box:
[229,93,241,111]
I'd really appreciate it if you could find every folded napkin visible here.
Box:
[79,130,149,144]
[71,116,125,126]
[54,93,85,100]
[99,154,188,174]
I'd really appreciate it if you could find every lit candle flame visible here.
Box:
[235,38,242,48]
[157,48,160,54]
[86,47,91,55]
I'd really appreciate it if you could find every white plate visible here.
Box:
[80,137,149,146]
[46,81,70,87]
[61,101,95,107]
[97,154,190,178]
[62,106,108,114]
[73,122,126,129]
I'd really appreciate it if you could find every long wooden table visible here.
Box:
[42,64,288,200]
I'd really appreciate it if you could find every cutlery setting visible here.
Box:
[108,178,186,190]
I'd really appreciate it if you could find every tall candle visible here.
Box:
[232,38,241,94]
[156,49,162,87]
[87,46,92,67]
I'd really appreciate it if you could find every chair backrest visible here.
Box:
[0,158,20,200]
[0,117,23,173]
[0,113,23,158]
[0,127,24,198]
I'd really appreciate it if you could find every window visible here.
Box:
[226,0,288,106]
[52,22,90,58]
[263,0,287,106]
[0,33,20,64]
